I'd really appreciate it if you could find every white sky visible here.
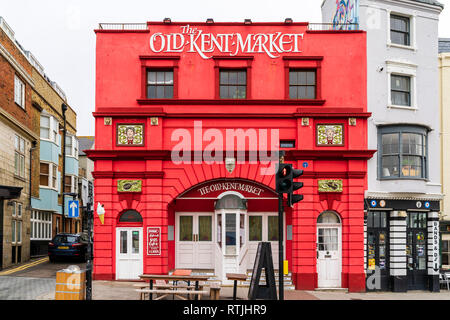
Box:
[2,0,450,136]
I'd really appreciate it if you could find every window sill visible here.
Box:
[15,101,26,110]
[387,105,417,111]
[387,42,416,51]
[379,177,428,181]
[14,175,26,182]
[137,98,326,106]
[39,186,58,192]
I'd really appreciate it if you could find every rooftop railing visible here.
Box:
[307,23,360,31]
[98,23,148,30]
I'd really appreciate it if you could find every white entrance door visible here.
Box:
[248,213,281,269]
[317,226,341,288]
[116,227,143,280]
[175,213,214,269]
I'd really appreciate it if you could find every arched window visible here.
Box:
[118,210,143,223]
[317,211,341,224]
[215,194,247,210]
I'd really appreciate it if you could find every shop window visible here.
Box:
[249,216,262,241]
[391,74,411,106]
[147,70,174,99]
[219,69,247,99]
[366,211,388,272]
[378,125,428,180]
[289,70,316,99]
[442,240,450,267]
[390,14,410,46]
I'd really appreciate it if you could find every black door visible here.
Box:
[366,211,389,291]
[407,212,428,290]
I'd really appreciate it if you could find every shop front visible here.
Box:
[365,198,440,292]
[88,20,373,292]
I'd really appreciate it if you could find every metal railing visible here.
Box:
[308,23,359,31]
[98,23,148,30]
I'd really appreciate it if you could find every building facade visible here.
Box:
[322,0,443,292]
[0,17,40,269]
[30,55,80,256]
[78,136,95,232]
[439,38,450,268]
[88,20,374,292]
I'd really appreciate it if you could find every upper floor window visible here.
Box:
[390,14,410,46]
[219,69,247,99]
[14,75,25,108]
[40,115,59,143]
[391,75,411,106]
[65,135,78,158]
[379,126,428,180]
[40,162,57,189]
[289,70,316,99]
[147,70,173,99]
[14,135,25,178]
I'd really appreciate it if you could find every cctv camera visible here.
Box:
[376,66,384,72]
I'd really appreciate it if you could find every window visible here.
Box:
[14,75,25,108]
[379,126,428,179]
[53,118,59,144]
[442,240,450,267]
[65,135,73,156]
[40,115,50,139]
[40,162,58,189]
[64,175,77,194]
[17,203,22,218]
[280,140,295,148]
[219,69,247,99]
[14,135,25,178]
[289,70,316,99]
[12,220,16,243]
[147,70,174,99]
[390,14,410,46]
[391,75,411,106]
[366,211,388,271]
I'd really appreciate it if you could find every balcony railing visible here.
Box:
[307,23,359,31]
[98,23,148,30]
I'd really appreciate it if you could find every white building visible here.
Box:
[321,0,443,292]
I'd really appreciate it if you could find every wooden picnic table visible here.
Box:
[226,273,247,300]
[139,274,211,300]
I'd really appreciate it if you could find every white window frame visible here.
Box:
[14,74,25,108]
[14,135,25,178]
[65,135,78,159]
[64,175,78,194]
[31,210,52,241]
[40,114,59,143]
[387,10,417,51]
[12,220,16,244]
[40,161,58,190]
[386,60,417,110]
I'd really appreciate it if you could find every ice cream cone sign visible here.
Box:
[97,203,105,225]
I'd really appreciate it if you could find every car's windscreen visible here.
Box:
[54,235,78,243]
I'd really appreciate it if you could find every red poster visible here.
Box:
[147,227,161,256]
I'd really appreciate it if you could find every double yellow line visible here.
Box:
[0,257,49,276]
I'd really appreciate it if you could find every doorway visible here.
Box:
[175,213,214,269]
[406,212,428,290]
[317,211,342,288]
[115,227,143,280]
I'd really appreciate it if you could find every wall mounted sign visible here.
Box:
[117,180,142,192]
[149,25,304,59]
[316,124,344,146]
[117,123,144,146]
[318,179,343,193]
[147,227,161,256]
[432,221,439,271]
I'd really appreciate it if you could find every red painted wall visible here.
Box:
[89,22,372,292]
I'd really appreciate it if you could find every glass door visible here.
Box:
[406,212,428,290]
[366,211,389,291]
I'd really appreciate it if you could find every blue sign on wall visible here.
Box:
[68,200,79,218]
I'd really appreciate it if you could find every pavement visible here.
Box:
[32,281,450,300]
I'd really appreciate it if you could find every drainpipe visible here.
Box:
[28,140,37,210]
[62,103,68,233]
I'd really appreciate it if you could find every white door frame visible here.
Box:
[115,227,143,280]
[316,223,342,288]
[175,212,215,269]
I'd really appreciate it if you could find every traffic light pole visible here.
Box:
[278,192,284,301]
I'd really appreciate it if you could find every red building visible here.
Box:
[87,20,375,292]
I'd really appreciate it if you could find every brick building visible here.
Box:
[0,17,40,269]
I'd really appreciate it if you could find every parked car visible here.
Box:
[48,233,89,262]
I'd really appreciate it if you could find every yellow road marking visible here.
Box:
[0,257,49,275]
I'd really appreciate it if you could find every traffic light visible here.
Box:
[276,163,293,193]
[288,167,304,206]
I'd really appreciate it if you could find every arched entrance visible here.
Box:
[115,210,143,280]
[172,179,280,280]
[317,211,342,288]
